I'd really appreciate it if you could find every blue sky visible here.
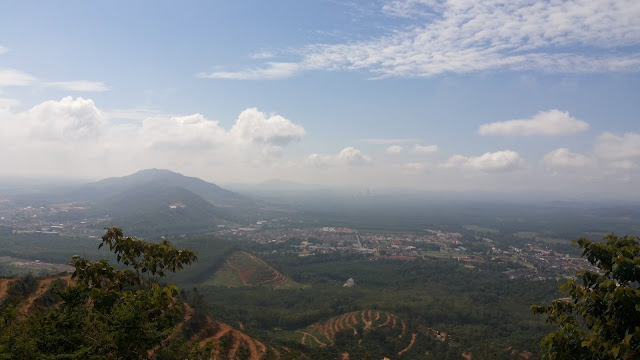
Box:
[0,0,639,195]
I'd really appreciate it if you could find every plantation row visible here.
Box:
[301,310,415,353]
[210,251,293,288]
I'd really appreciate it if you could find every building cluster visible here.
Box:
[0,202,103,238]
[216,225,594,280]
[0,198,596,280]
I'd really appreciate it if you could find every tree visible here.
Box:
[532,234,640,359]
[0,226,201,359]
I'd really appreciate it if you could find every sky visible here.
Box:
[0,0,639,195]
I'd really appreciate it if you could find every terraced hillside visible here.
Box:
[0,278,14,302]
[0,274,74,314]
[174,303,308,360]
[205,251,296,288]
[301,310,409,347]
[19,274,73,314]
[292,310,446,359]
[1,274,304,360]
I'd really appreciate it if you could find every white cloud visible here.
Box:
[136,107,305,157]
[542,148,593,168]
[0,98,307,178]
[0,97,19,111]
[478,110,589,136]
[411,144,438,153]
[386,145,403,154]
[442,150,524,172]
[0,68,36,87]
[141,113,225,149]
[230,107,305,146]
[595,132,640,159]
[250,51,275,59]
[337,147,372,166]
[106,108,169,122]
[0,46,8,55]
[360,138,417,144]
[382,0,444,18]
[306,153,333,168]
[207,0,640,79]
[17,96,105,141]
[197,62,300,80]
[44,80,109,92]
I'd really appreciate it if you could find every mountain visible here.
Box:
[90,182,229,238]
[4,169,269,238]
[89,169,253,208]
[82,170,262,237]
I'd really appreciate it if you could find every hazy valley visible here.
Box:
[2,169,639,359]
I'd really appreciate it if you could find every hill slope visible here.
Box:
[92,181,230,237]
[205,251,297,288]
[283,310,450,359]
[0,274,305,360]
[5,169,266,238]
[89,169,253,208]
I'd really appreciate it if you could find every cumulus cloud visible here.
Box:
[305,147,372,168]
[411,144,438,153]
[306,153,333,168]
[230,107,305,146]
[478,110,589,136]
[594,132,640,159]
[18,96,105,141]
[386,145,404,154]
[106,108,168,121]
[0,98,307,178]
[542,148,593,168]
[44,80,109,92]
[135,108,305,159]
[337,147,372,166]
[197,62,300,80]
[442,150,524,172]
[205,0,640,79]
[140,113,225,149]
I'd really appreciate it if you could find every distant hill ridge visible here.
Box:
[92,169,253,207]
[6,169,265,238]
[79,169,258,237]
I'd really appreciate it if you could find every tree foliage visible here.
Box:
[0,226,201,360]
[532,234,640,359]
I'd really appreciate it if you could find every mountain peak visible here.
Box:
[90,169,253,207]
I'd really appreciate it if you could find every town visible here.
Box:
[216,224,595,280]
[0,200,596,281]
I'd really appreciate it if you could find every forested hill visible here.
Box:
[1,169,274,238]
[89,169,254,208]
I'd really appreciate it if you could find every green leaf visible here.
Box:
[612,346,620,358]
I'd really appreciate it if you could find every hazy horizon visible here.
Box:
[1,168,639,203]
[1,1,639,196]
